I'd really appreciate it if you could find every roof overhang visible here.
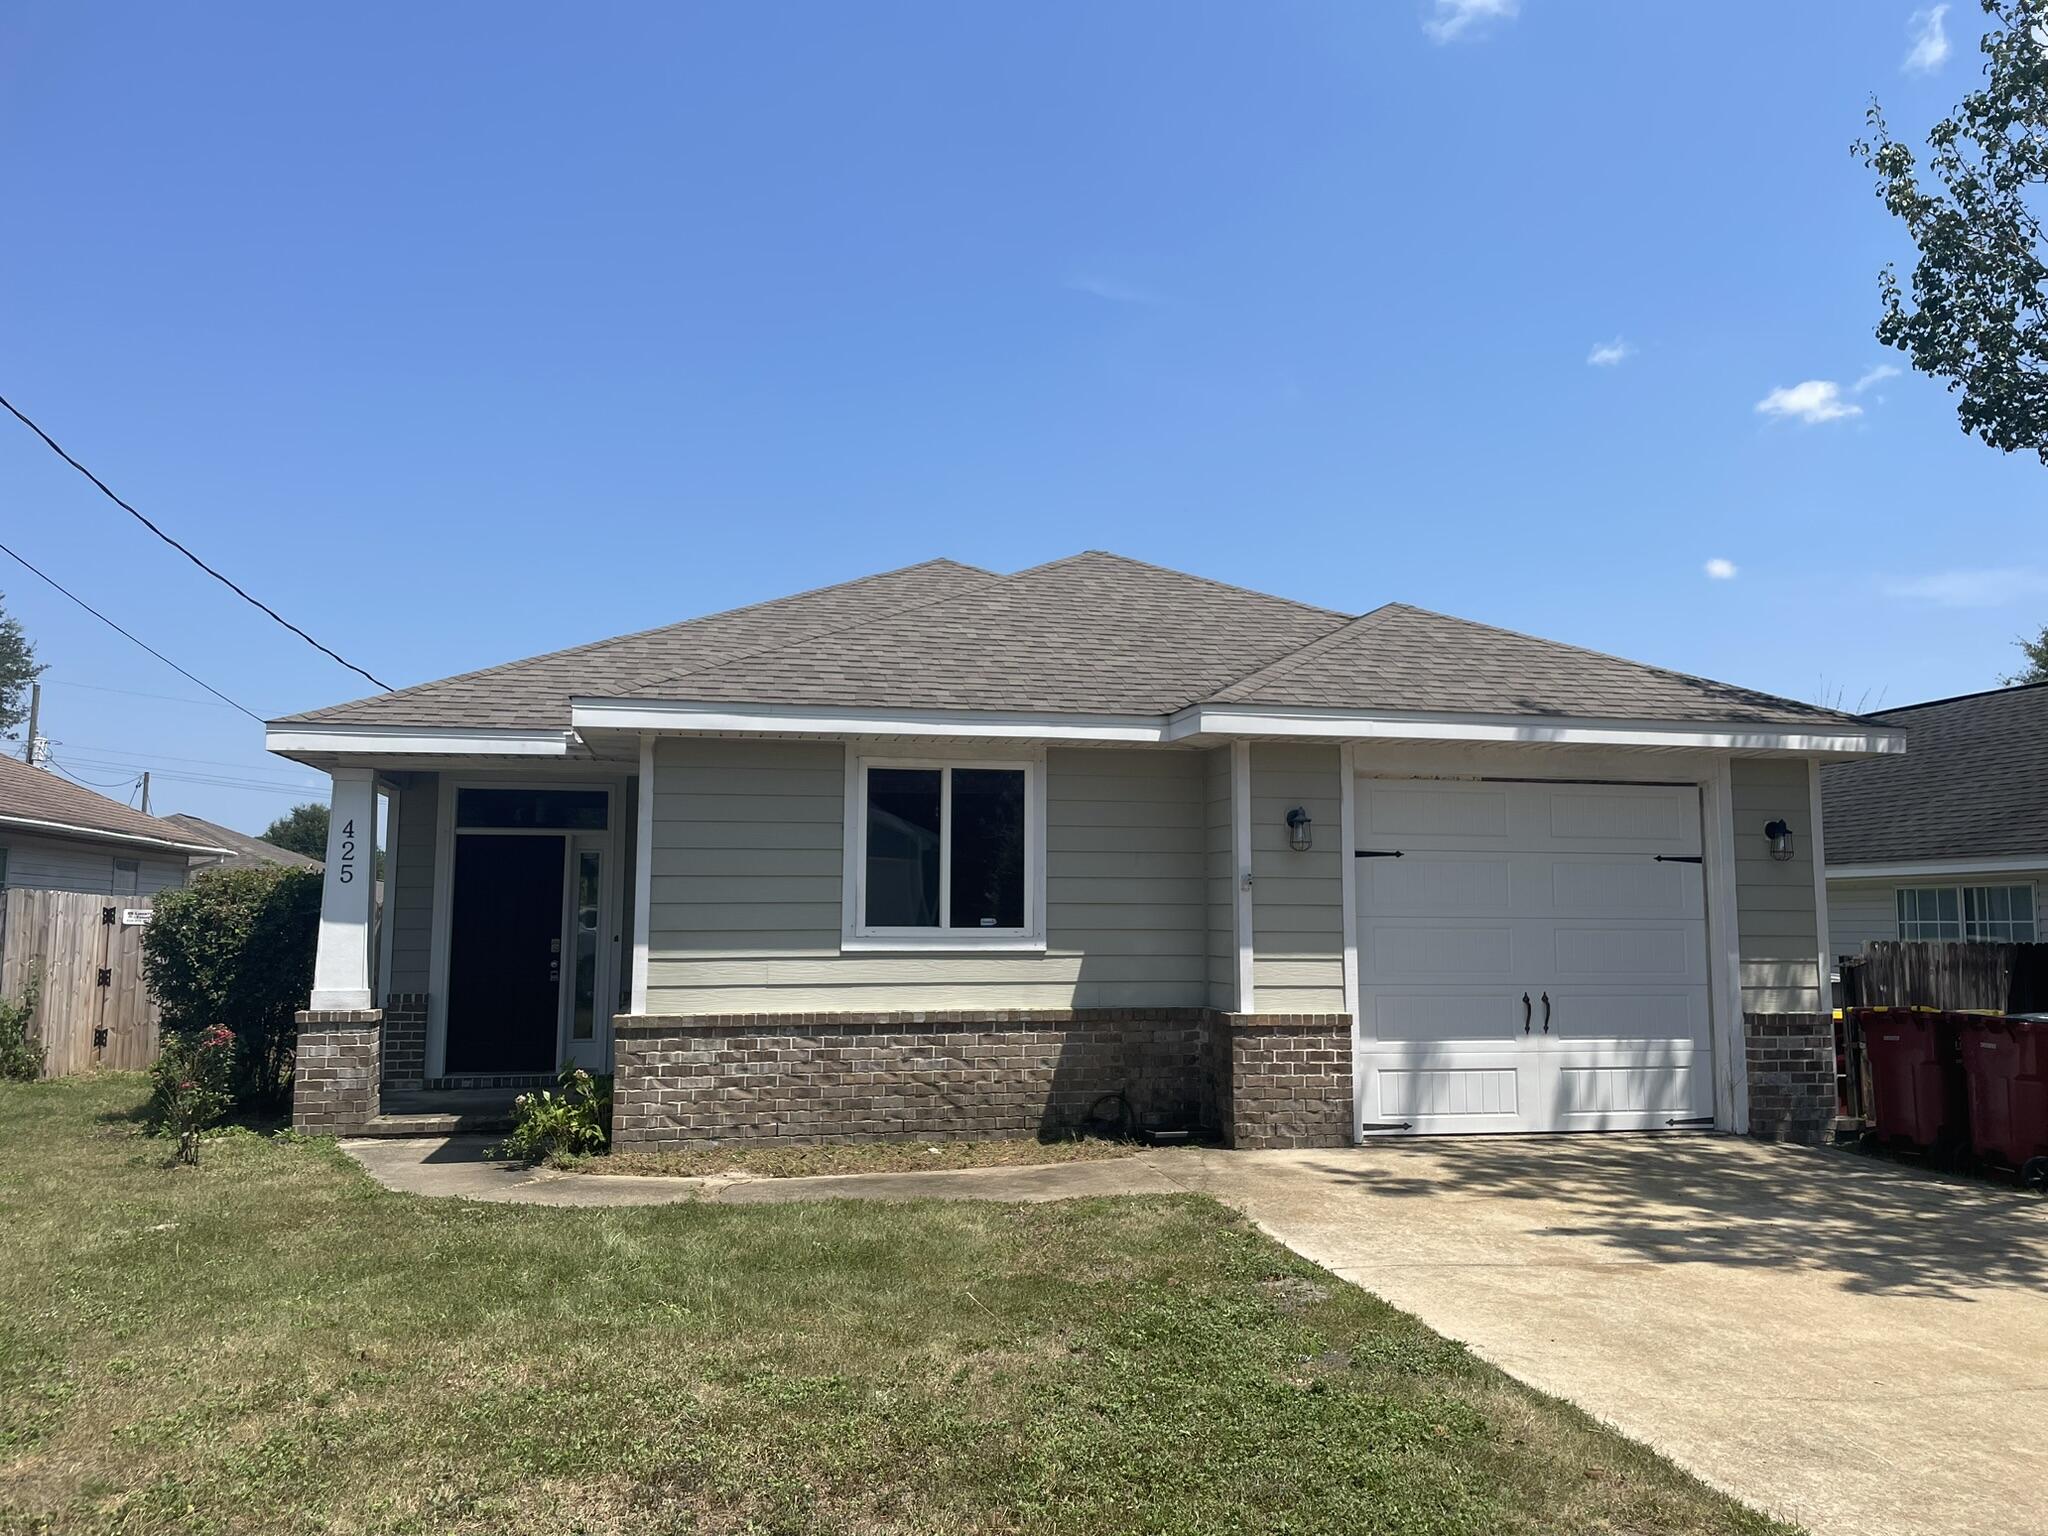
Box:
[0,812,229,858]
[1826,853,2048,881]
[568,697,1906,757]
[265,723,576,765]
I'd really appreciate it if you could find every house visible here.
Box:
[0,754,228,895]
[168,813,324,874]
[266,552,1901,1147]
[1822,683,2045,965]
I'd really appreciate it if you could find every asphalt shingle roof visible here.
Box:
[165,814,324,871]
[1821,684,2048,865]
[0,756,228,852]
[273,550,1869,733]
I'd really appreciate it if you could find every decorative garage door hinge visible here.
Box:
[1666,1115,1714,1127]
[1652,854,1702,864]
[1357,1121,1415,1132]
[1353,849,1405,859]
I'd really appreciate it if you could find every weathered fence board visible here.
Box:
[1840,940,2048,1014]
[0,889,160,1077]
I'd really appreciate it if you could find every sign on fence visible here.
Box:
[0,888,160,1077]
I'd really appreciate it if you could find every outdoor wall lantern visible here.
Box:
[1764,819,1794,862]
[1286,806,1313,852]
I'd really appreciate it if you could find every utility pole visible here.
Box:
[22,681,38,765]
[140,771,151,815]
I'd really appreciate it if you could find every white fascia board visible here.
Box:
[1171,704,1905,757]
[1825,854,2048,881]
[570,697,1168,742]
[0,813,229,858]
[264,724,574,757]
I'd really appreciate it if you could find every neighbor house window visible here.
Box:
[850,758,1037,943]
[1897,884,2036,943]
[112,857,140,896]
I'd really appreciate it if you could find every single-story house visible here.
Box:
[1822,683,2044,966]
[0,753,228,895]
[266,552,1902,1146]
[168,813,324,874]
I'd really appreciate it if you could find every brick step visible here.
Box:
[355,1111,513,1138]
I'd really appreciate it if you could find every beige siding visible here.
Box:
[1205,745,1236,1011]
[1827,868,2048,961]
[645,740,1209,1012]
[0,832,187,896]
[385,773,438,996]
[1248,742,1346,1012]
[1730,757,1821,1014]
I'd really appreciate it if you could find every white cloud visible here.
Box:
[1424,0,1519,44]
[1904,5,1951,73]
[1755,380,1862,424]
[1064,273,1165,307]
[1586,337,1633,367]
[1882,567,2048,609]
[1853,362,1902,392]
[1703,558,1739,581]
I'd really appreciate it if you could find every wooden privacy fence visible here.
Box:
[1841,940,2048,1014]
[0,889,160,1077]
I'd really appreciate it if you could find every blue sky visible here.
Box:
[1,2,2039,831]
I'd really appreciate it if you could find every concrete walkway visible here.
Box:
[344,1133,2048,1536]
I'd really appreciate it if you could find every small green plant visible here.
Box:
[490,1066,611,1162]
[148,1025,236,1164]
[0,963,42,1081]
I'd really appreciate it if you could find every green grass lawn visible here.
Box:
[0,1076,1792,1536]
[566,1134,1154,1179]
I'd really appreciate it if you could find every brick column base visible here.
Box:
[293,1010,383,1135]
[379,993,428,1092]
[1213,1014,1353,1149]
[1744,1013,1835,1146]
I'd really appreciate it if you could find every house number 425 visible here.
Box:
[336,818,357,884]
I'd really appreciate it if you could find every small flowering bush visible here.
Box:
[0,962,42,1082]
[148,1025,236,1165]
[491,1066,612,1162]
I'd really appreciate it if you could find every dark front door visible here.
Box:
[445,834,565,1075]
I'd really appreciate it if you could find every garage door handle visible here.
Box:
[1522,993,1531,1034]
[1541,992,1551,1034]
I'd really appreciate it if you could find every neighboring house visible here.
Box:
[0,754,228,895]
[168,813,324,873]
[1821,683,2046,965]
[267,552,1901,1146]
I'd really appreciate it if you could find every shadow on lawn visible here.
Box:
[1296,1136,2048,1302]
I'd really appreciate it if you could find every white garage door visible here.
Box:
[1353,777,1715,1135]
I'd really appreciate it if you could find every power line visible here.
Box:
[47,756,142,791]
[64,759,324,796]
[39,678,245,711]
[0,392,391,692]
[0,539,261,722]
[58,741,317,779]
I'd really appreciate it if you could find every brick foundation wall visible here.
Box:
[1744,1012,1836,1146]
[611,1009,1353,1151]
[1216,1015,1354,1149]
[293,1010,382,1135]
[380,993,428,1092]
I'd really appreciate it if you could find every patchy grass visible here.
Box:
[0,1075,1795,1536]
[562,1134,1157,1179]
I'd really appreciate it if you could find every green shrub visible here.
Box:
[0,962,42,1081]
[148,1024,236,1163]
[492,1067,612,1161]
[142,865,321,1110]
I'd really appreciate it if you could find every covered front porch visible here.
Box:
[290,754,641,1131]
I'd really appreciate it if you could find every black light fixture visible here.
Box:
[1286,806,1313,852]
[1764,818,1794,862]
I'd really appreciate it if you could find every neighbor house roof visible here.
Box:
[1821,684,2048,866]
[165,814,324,871]
[273,550,1872,733]
[0,756,230,855]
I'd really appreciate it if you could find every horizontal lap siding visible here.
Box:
[645,740,1208,1012]
[0,833,188,896]
[385,774,437,997]
[1730,757,1821,1014]
[1826,867,2048,960]
[1249,742,1345,1012]
[1206,746,1236,1011]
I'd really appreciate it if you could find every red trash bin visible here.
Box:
[1954,1014,2048,1190]
[1858,1008,1967,1157]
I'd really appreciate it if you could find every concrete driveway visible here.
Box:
[347,1132,2046,1536]
[1169,1137,2048,1536]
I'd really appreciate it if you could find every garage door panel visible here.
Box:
[1367,989,1526,1044]
[1551,925,1704,983]
[1361,781,1511,846]
[1548,857,1701,919]
[1361,855,1512,916]
[1541,989,1708,1046]
[1366,921,1516,979]
[1542,786,1700,852]
[1373,1058,1528,1124]
[1552,1060,1705,1124]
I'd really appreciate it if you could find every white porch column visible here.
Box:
[310,767,377,1011]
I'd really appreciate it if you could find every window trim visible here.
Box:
[842,749,1047,953]
[1895,881,2037,943]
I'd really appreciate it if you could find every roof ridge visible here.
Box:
[1067,549,1354,621]
[1366,602,1869,726]
[271,558,991,725]
[1204,602,1402,702]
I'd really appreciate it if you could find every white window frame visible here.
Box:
[1895,881,2038,943]
[842,749,1046,953]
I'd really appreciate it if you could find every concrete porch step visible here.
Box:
[356,1111,515,1138]
[357,1088,519,1138]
